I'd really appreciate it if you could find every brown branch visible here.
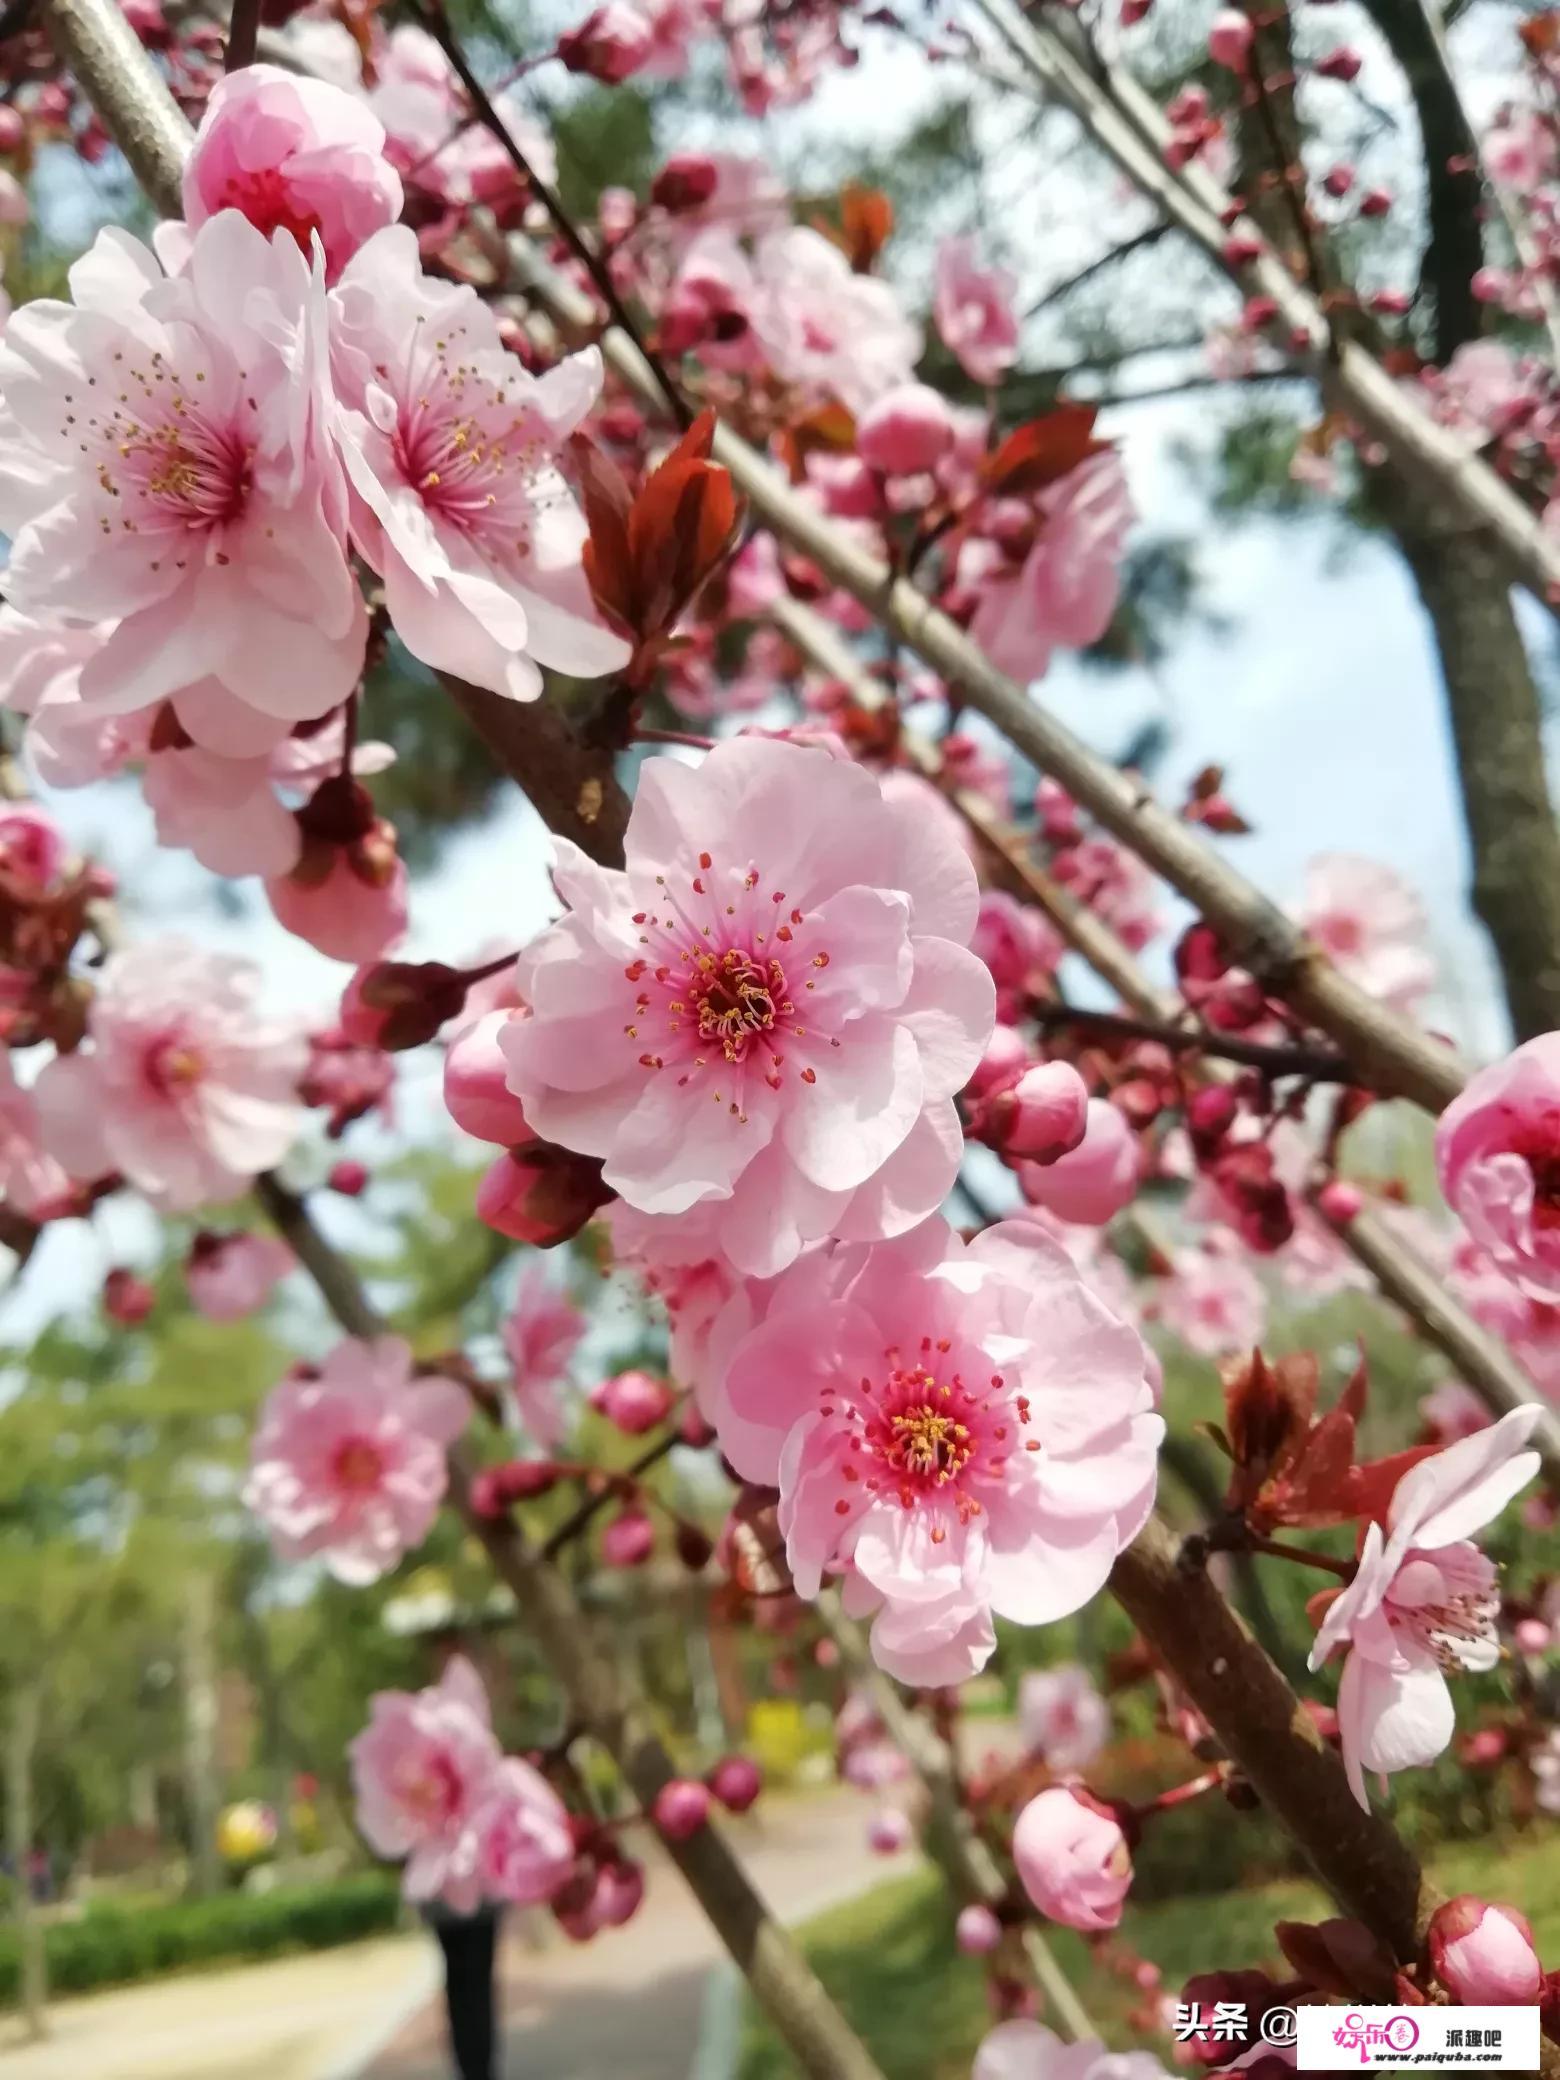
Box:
[539,1428,681,1559]
[223,0,259,71]
[1031,1004,1355,1083]
[502,231,1471,1117]
[817,1595,1096,2042]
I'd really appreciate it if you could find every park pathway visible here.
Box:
[363,1782,885,2080]
[0,1930,439,2080]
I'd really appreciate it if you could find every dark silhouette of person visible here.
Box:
[420,1900,502,2080]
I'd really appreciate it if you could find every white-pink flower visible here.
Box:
[1436,1031,1560,1304]
[503,1262,586,1446]
[244,1335,470,1584]
[183,64,403,283]
[0,214,365,746]
[966,453,1133,685]
[186,1229,295,1319]
[500,736,995,1278]
[1309,1406,1542,1808]
[34,939,305,1210]
[707,1216,1161,1683]
[0,1051,75,1221]
[350,1655,503,1912]
[750,228,922,413]
[329,226,629,701]
[1156,1243,1266,1357]
[1298,853,1435,1013]
[933,236,1019,389]
[473,1756,575,1905]
[1017,1664,1110,1771]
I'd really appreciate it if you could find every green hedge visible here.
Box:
[0,1871,403,2007]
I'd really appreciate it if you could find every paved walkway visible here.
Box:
[0,1932,439,2080]
[365,1784,886,2080]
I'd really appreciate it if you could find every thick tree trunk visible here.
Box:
[1391,519,1560,1040]
[181,1575,223,1899]
[6,1686,48,2042]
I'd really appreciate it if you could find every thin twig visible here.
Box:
[415,0,693,431]
[1032,1003,1354,1082]
[540,1429,681,1560]
[223,0,260,71]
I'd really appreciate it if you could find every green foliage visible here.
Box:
[0,1873,403,2008]
[737,1828,1560,2079]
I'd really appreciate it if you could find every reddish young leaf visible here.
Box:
[981,402,1109,497]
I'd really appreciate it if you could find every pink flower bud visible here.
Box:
[651,153,720,212]
[1315,44,1363,79]
[328,1158,369,1196]
[444,1011,533,1147]
[680,1407,717,1449]
[1369,289,1412,316]
[1240,295,1280,332]
[856,383,957,476]
[1207,9,1253,70]
[557,2,655,83]
[602,1507,655,1569]
[0,805,68,893]
[594,1857,645,1926]
[992,1060,1090,1163]
[1323,163,1356,197]
[652,1778,712,1841]
[957,1903,1003,1955]
[1513,1617,1550,1656]
[1358,187,1392,217]
[1222,234,1263,266]
[707,1755,763,1813]
[104,1267,155,1325]
[1017,1098,1141,1225]
[969,1023,1028,1099]
[589,1367,674,1435]
[1428,1897,1542,2004]
[474,1143,611,1246]
[1316,1178,1363,1223]
[1035,779,1083,845]
[1012,1785,1133,1932]
[867,1808,913,1855]
[267,821,409,966]
[0,107,25,153]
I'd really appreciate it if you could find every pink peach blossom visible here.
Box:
[500,736,995,1278]
[473,1756,575,1906]
[1157,1244,1266,1356]
[707,1216,1160,1683]
[1012,1785,1132,1932]
[602,1506,655,1567]
[972,890,1064,1021]
[558,2,656,83]
[0,214,365,744]
[957,1903,1003,1955]
[445,1009,532,1146]
[857,383,956,476]
[368,26,558,207]
[1017,1099,1141,1226]
[1298,853,1435,1013]
[867,1807,913,1855]
[244,1335,470,1584]
[185,1229,295,1319]
[1055,837,1162,953]
[34,939,305,1210]
[1437,1031,1560,1303]
[329,227,629,702]
[0,804,68,893]
[503,1262,585,1447]
[350,1655,503,1912]
[966,453,1133,685]
[1017,1664,1110,1771]
[0,1051,75,1221]
[750,228,922,413]
[1309,1407,1543,1807]
[933,236,1019,389]
[184,64,402,283]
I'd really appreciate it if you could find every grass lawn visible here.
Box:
[736,1828,1560,2080]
